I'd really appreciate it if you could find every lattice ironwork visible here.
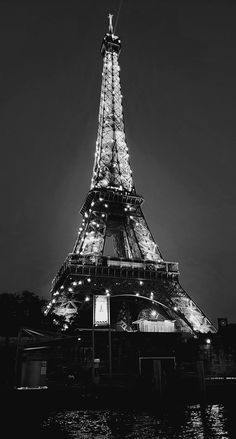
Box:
[91,32,133,192]
[46,18,216,335]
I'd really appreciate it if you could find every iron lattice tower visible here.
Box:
[45,17,216,334]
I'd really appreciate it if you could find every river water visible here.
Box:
[38,404,235,438]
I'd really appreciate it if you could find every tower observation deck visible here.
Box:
[45,16,216,335]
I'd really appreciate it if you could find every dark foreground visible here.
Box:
[40,404,236,439]
[2,383,236,439]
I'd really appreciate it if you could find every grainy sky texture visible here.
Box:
[1,0,236,326]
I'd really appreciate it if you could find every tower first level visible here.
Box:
[46,250,214,334]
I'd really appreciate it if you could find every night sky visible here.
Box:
[1,0,236,326]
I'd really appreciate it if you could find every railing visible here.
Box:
[80,189,143,215]
[51,255,179,290]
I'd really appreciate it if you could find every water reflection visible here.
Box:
[42,404,233,438]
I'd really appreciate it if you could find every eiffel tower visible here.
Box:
[45,16,216,335]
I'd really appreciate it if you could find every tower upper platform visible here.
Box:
[101,32,121,56]
[101,13,121,56]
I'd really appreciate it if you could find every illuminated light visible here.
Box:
[79,227,83,231]
[173,306,178,312]
[77,337,81,341]
[150,292,154,299]
[135,222,139,226]
[91,201,95,206]
[72,281,77,286]
[151,310,157,317]
[60,286,64,290]
[87,278,91,283]
[85,212,88,218]
[99,197,103,201]
[52,299,56,304]
[53,291,59,296]
[130,216,133,219]
[78,280,82,285]
[104,204,108,208]
[136,293,140,296]
[68,287,73,292]
[106,292,110,296]
[139,280,143,286]
[102,213,105,218]
[206,338,211,344]
[85,296,90,302]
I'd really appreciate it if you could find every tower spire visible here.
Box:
[108,13,114,34]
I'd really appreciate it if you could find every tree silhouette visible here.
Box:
[117,301,133,331]
[0,291,53,336]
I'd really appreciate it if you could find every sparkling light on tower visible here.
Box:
[45,16,216,335]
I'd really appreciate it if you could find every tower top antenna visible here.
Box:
[108,13,114,34]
